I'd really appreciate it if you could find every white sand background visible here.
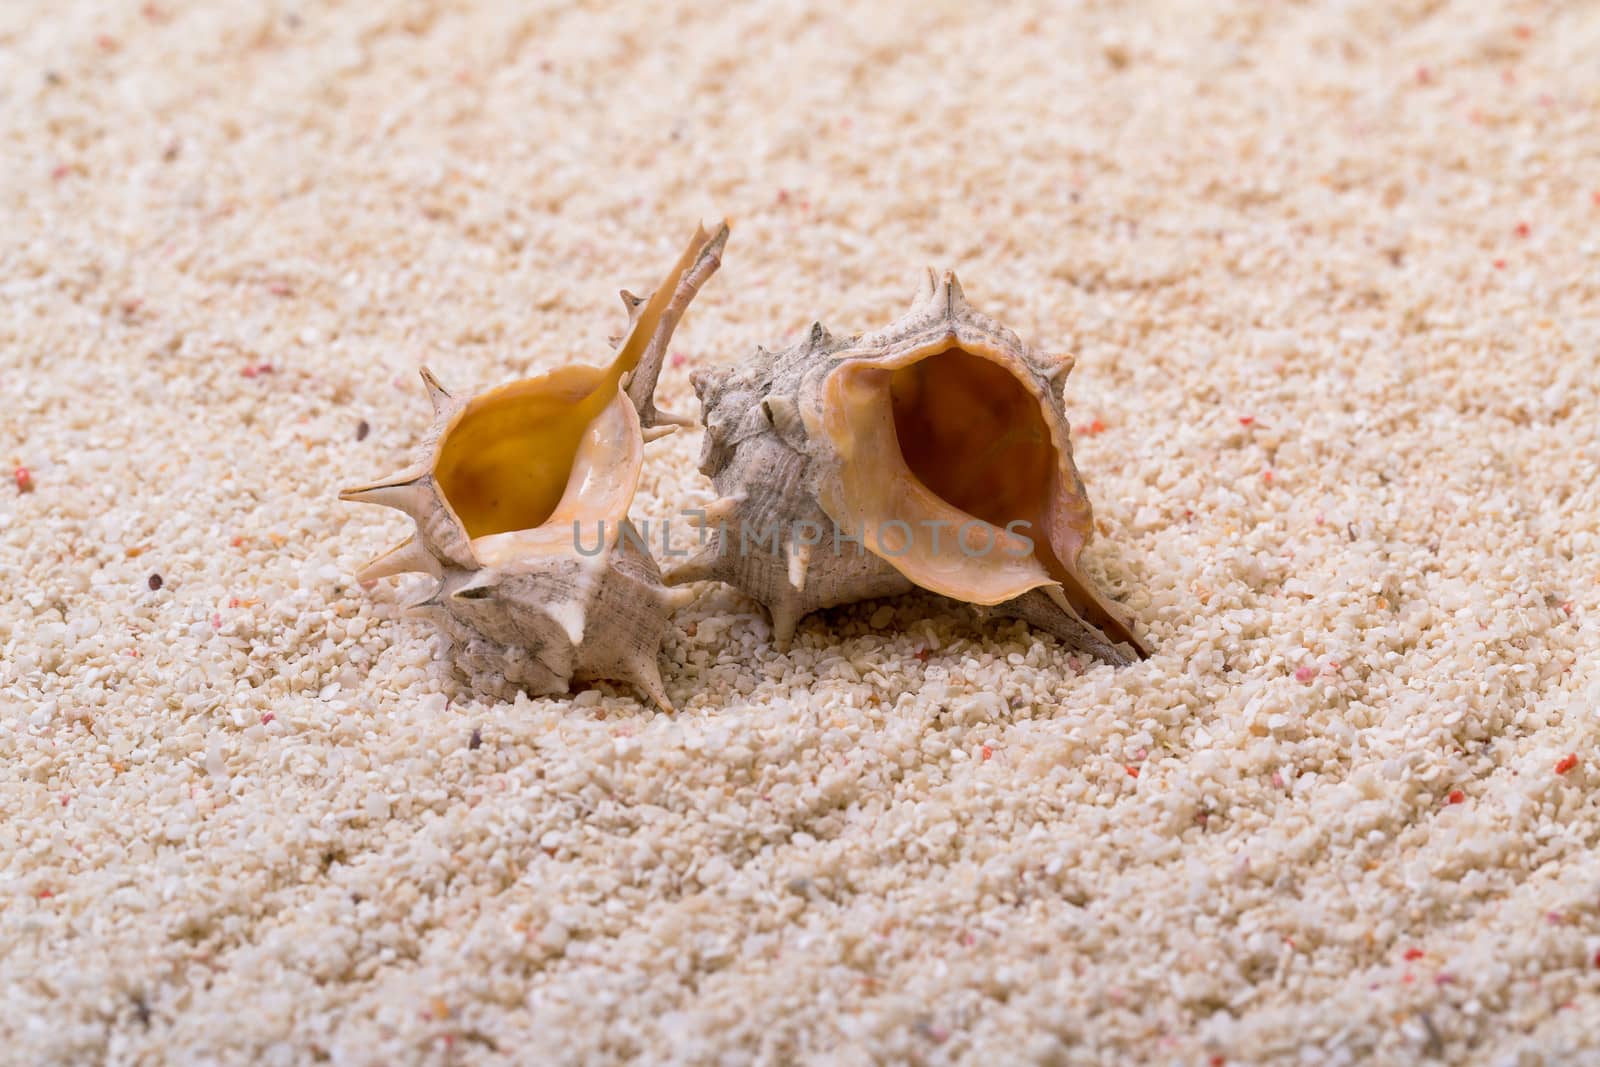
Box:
[4,1,1600,1064]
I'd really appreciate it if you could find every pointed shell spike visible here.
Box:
[651,407,697,428]
[768,599,802,652]
[807,320,832,351]
[545,596,588,648]
[617,652,674,714]
[641,424,678,444]
[662,547,721,586]
[1042,355,1073,382]
[662,586,698,611]
[761,394,802,437]
[711,492,748,519]
[786,539,811,592]
[357,536,443,582]
[941,270,969,319]
[419,366,453,415]
[692,493,745,528]
[337,468,432,518]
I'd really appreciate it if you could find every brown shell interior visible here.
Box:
[889,348,1056,546]
[824,341,1141,651]
[433,365,606,540]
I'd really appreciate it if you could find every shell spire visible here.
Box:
[340,222,730,709]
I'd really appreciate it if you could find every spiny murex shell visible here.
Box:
[671,269,1150,664]
[339,223,728,710]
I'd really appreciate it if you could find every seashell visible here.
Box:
[339,222,728,709]
[670,268,1150,664]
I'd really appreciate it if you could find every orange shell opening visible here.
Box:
[820,341,1139,649]
[434,366,607,540]
[889,348,1058,544]
[432,366,641,565]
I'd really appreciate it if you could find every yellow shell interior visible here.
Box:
[427,224,713,559]
[822,341,1138,647]
[434,365,611,540]
[430,366,644,570]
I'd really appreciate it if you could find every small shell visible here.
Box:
[671,269,1149,663]
[340,223,728,709]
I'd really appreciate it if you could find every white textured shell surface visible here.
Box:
[672,269,1149,663]
[339,224,727,710]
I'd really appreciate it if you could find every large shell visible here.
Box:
[671,269,1150,664]
[339,223,728,709]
